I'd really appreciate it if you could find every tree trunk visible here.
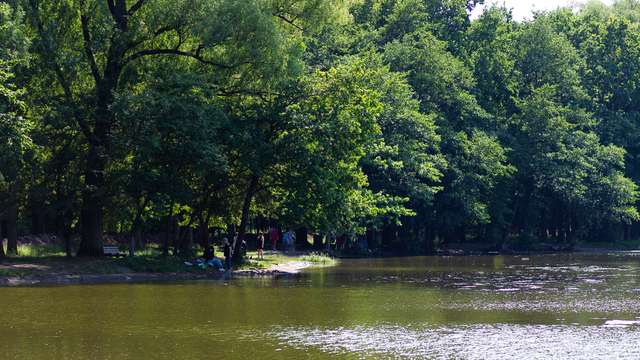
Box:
[163,206,173,256]
[424,222,430,251]
[129,234,135,258]
[65,233,72,258]
[199,212,213,250]
[571,215,579,242]
[314,233,323,248]
[31,204,45,235]
[76,1,128,256]
[382,223,394,246]
[457,225,466,242]
[200,219,210,250]
[172,218,180,249]
[557,205,566,244]
[296,227,308,246]
[136,229,143,249]
[540,207,548,243]
[500,189,521,253]
[233,174,259,263]
[61,209,74,258]
[76,148,106,257]
[6,207,18,255]
[77,202,104,256]
[179,227,193,257]
[625,223,631,241]
[0,220,4,261]
[399,216,408,245]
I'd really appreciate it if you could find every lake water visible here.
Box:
[3,253,640,359]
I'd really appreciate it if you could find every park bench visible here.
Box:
[104,246,126,258]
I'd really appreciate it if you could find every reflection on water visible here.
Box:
[3,253,640,359]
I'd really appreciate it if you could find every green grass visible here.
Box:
[237,251,337,269]
[226,251,286,270]
[0,268,45,278]
[236,257,272,270]
[2,244,72,262]
[229,250,337,270]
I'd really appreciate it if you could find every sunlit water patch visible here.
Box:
[268,323,640,359]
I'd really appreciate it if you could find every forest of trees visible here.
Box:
[2,0,640,259]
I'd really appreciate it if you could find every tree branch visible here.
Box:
[80,14,102,85]
[272,13,304,31]
[124,48,239,69]
[107,0,115,15]
[36,19,92,142]
[126,0,146,16]
[124,25,178,51]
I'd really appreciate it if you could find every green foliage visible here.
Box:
[0,2,30,218]
[278,64,389,232]
[5,0,640,255]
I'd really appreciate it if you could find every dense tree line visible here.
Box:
[1,0,640,259]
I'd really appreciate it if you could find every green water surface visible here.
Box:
[3,253,640,359]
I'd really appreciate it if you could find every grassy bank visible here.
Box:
[0,243,336,279]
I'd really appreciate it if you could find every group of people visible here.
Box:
[266,227,294,251]
[281,228,295,252]
[197,240,233,274]
[197,227,296,272]
[330,231,352,250]
[196,237,234,273]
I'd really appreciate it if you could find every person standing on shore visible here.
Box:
[283,229,290,253]
[270,227,279,251]
[223,238,232,273]
[284,229,295,253]
[257,232,265,259]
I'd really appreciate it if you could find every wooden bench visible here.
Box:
[104,246,126,258]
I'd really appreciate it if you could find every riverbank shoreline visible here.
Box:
[0,258,312,286]
[2,244,638,286]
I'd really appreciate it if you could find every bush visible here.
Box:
[299,252,337,264]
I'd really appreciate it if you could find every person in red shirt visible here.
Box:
[270,227,279,251]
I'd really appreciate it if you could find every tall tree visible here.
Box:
[109,76,228,256]
[0,2,30,257]
[20,0,342,256]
